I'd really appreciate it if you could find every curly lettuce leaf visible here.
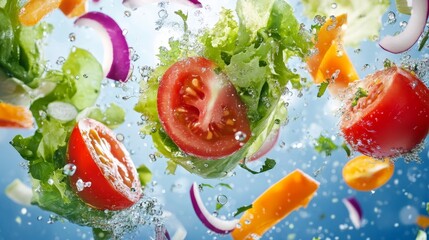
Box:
[301,0,390,46]
[78,103,126,129]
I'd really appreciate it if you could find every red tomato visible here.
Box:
[340,67,429,158]
[67,118,142,210]
[157,57,251,159]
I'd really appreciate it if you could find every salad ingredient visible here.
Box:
[47,101,78,122]
[301,0,390,46]
[135,0,311,178]
[157,57,251,159]
[307,14,359,94]
[122,0,202,9]
[247,129,279,161]
[417,215,429,229]
[342,155,394,191]
[136,164,152,187]
[75,12,131,82]
[342,197,363,229]
[60,0,88,18]
[78,103,126,129]
[379,0,429,53]
[314,134,338,156]
[396,0,412,14]
[67,118,142,210]
[0,102,33,128]
[5,179,33,206]
[231,169,319,239]
[18,0,61,26]
[190,182,239,234]
[161,211,188,240]
[340,67,429,158]
[416,230,427,240]
[239,158,276,174]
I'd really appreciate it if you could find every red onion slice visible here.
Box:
[379,0,429,53]
[248,129,280,162]
[190,182,239,234]
[122,0,202,9]
[342,197,363,229]
[75,12,131,82]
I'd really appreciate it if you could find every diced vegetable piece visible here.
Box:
[5,179,33,206]
[416,215,429,230]
[342,155,394,191]
[231,169,319,239]
[18,0,61,26]
[0,102,33,128]
[60,0,88,18]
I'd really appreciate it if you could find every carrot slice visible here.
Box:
[307,14,359,93]
[18,0,62,26]
[416,215,429,230]
[0,102,33,128]
[59,0,87,18]
[231,169,319,240]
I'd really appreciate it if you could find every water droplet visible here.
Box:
[387,11,396,24]
[244,219,251,225]
[124,10,131,17]
[68,33,76,42]
[149,154,157,162]
[331,2,337,9]
[234,131,247,142]
[158,9,168,19]
[400,21,408,29]
[47,178,54,185]
[116,133,125,142]
[76,179,85,192]
[63,163,77,176]
[37,216,43,221]
[84,181,92,188]
[216,195,228,205]
[21,208,27,215]
[354,48,361,54]
[56,57,65,65]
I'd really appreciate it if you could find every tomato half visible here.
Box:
[157,57,251,159]
[67,118,142,210]
[340,67,429,158]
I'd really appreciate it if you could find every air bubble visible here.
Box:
[331,3,337,9]
[124,10,131,17]
[47,178,54,185]
[149,154,157,162]
[216,195,228,205]
[116,133,125,142]
[56,57,66,65]
[387,11,396,24]
[234,131,247,142]
[76,179,85,192]
[63,163,77,176]
[68,33,76,42]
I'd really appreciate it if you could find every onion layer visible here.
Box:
[379,0,429,53]
[75,12,131,82]
[190,182,238,234]
[342,197,363,229]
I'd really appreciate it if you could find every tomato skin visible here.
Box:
[67,118,142,210]
[340,67,429,158]
[157,57,251,159]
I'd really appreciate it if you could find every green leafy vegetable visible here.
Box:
[352,87,368,107]
[136,164,152,187]
[317,81,329,98]
[426,202,429,214]
[419,31,429,51]
[217,183,233,190]
[216,202,224,211]
[234,204,253,217]
[199,183,214,190]
[341,142,351,157]
[239,158,276,175]
[135,0,310,178]
[80,103,126,129]
[314,135,338,156]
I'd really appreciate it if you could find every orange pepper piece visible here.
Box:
[416,215,429,230]
[231,169,319,240]
[0,102,33,128]
[18,0,62,26]
[342,155,394,191]
[307,14,359,94]
[59,0,87,18]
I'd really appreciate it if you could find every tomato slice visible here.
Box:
[157,57,251,159]
[67,118,142,210]
[341,67,429,158]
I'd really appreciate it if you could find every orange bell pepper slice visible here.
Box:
[0,102,33,128]
[60,0,87,18]
[231,169,319,240]
[18,0,62,26]
[307,14,359,94]
[416,215,429,230]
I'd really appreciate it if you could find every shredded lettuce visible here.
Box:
[301,0,390,46]
[135,0,311,178]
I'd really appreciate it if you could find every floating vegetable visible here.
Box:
[75,12,131,82]
[231,169,319,239]
[340,67,429,158]
[416,215,429,229]
[60,0,88,18]
[342,155,394,191]
[18,0,61,26]
[47,101,78,122]
[379,0,429,53]
[5,179,33,206]
[189,182,239,234]
[122,0,202,9]
[342,197,363,229]
[0,102,33,128]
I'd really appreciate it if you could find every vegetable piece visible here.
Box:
[60,0,88,18]
[5,179,33,206]
[340,67,429,158]
[342,155,394,191]
[231,169,319,239]
[67,118,142,210]
[416,215,429,229]
[157,57,251,159]
[47,101,78,122]
[306,14,359,94]
[122,0,202,9]
[75,12,131,82]
[18,0,61,26]
[189,182,239,234]
[239,158,276,175]
[342,197,363,229]
[396,0,413,14]
[0,102,33,128]
[416,230,427,240]
[247,129,279,162]
[379,0,429,53]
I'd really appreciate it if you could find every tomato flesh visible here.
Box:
[157,57,251,159]
[67,118,142,210]
[341,67,429,158]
